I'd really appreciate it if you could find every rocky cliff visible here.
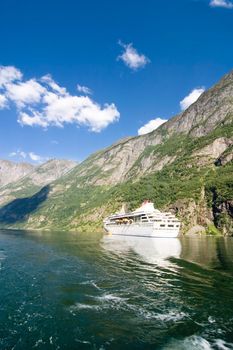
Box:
[63,70,233,187]
[0,160,34,188]
[0,71,232,234]
[0,159,77,205]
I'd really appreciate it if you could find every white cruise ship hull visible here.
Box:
[104,223,179,238]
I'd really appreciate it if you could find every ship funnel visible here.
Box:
[133,201,156,213]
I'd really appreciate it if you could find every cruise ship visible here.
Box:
[103,200,181,238]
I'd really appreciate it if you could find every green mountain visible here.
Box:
[0,71,232,235]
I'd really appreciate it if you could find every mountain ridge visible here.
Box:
[0,159,77,205]
[0,70,232,234]
[0,160,34,188]
[62,69,233,186]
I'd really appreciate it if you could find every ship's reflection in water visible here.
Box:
[101,235,181,266]
[101,234,233,274]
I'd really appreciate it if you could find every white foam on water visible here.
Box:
[75,339,92,345]
[95,293,127,303]
[0,250,6,271]
[162,335,233,350]
[92,282,101,290]
[80,279,102,290]
[208,316,216,324]
[68,293,128,315]
[162,335,212,350]
[213,339,233,350]
[132,305,189,322]
[95,293,129,311]
[69,303,101,314]
[33,339,44,348]
[154,311,188,322]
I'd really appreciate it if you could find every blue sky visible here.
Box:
[0,0,233,163]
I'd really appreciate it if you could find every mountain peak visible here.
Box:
[0,160,34,188]
[0,70,232,234]
[161,69,233,138]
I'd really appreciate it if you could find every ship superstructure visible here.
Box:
[103,201,180,238]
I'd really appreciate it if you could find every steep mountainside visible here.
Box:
[0,71,232,235]
[57,70,233,187]
[0,160,34,188]
[0,159,77,205]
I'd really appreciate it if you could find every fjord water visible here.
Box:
[1,231,233,350]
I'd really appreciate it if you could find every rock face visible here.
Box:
[0,70,232,234]
[165,70,233,137]
[0,159,77,205]
[0,160,34,188]
[194,138,232,159]
[64,70,233,187]
[20,159,77,187]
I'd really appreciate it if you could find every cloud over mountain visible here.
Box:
[138,118,167,135]
[0,65,120,132]
[9,149,49,163]
[180,88,205,111]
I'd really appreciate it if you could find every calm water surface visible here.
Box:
[0,230,233,349]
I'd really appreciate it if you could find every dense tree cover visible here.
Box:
[0,124,232,234]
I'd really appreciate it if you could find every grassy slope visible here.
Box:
[0,124,232,234]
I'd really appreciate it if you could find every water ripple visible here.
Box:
[1,231,233,349]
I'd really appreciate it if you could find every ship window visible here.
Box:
[160,224,165,227]
[176,225,179,227]
[168,224,174,227]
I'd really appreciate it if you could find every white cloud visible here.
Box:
[18,94,119,132]
[20,151,27,159]
[0,66,22,87]
[9,152,17,157]
[28,152,44,162]
[180,88,205,111]
[0,94,8,109]
[9,150,27,159]
[138,118,167,135]
[0,65,120,132]
[210,0,233,8]
[41,74,67,95]
[6,79,45,108]
[118,41,150,70]
[77,84,92,95]
[19,111,49,128]
[9,149,48,163]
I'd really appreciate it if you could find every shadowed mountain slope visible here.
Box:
[0,71,232,234]
[0,159,77,205]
